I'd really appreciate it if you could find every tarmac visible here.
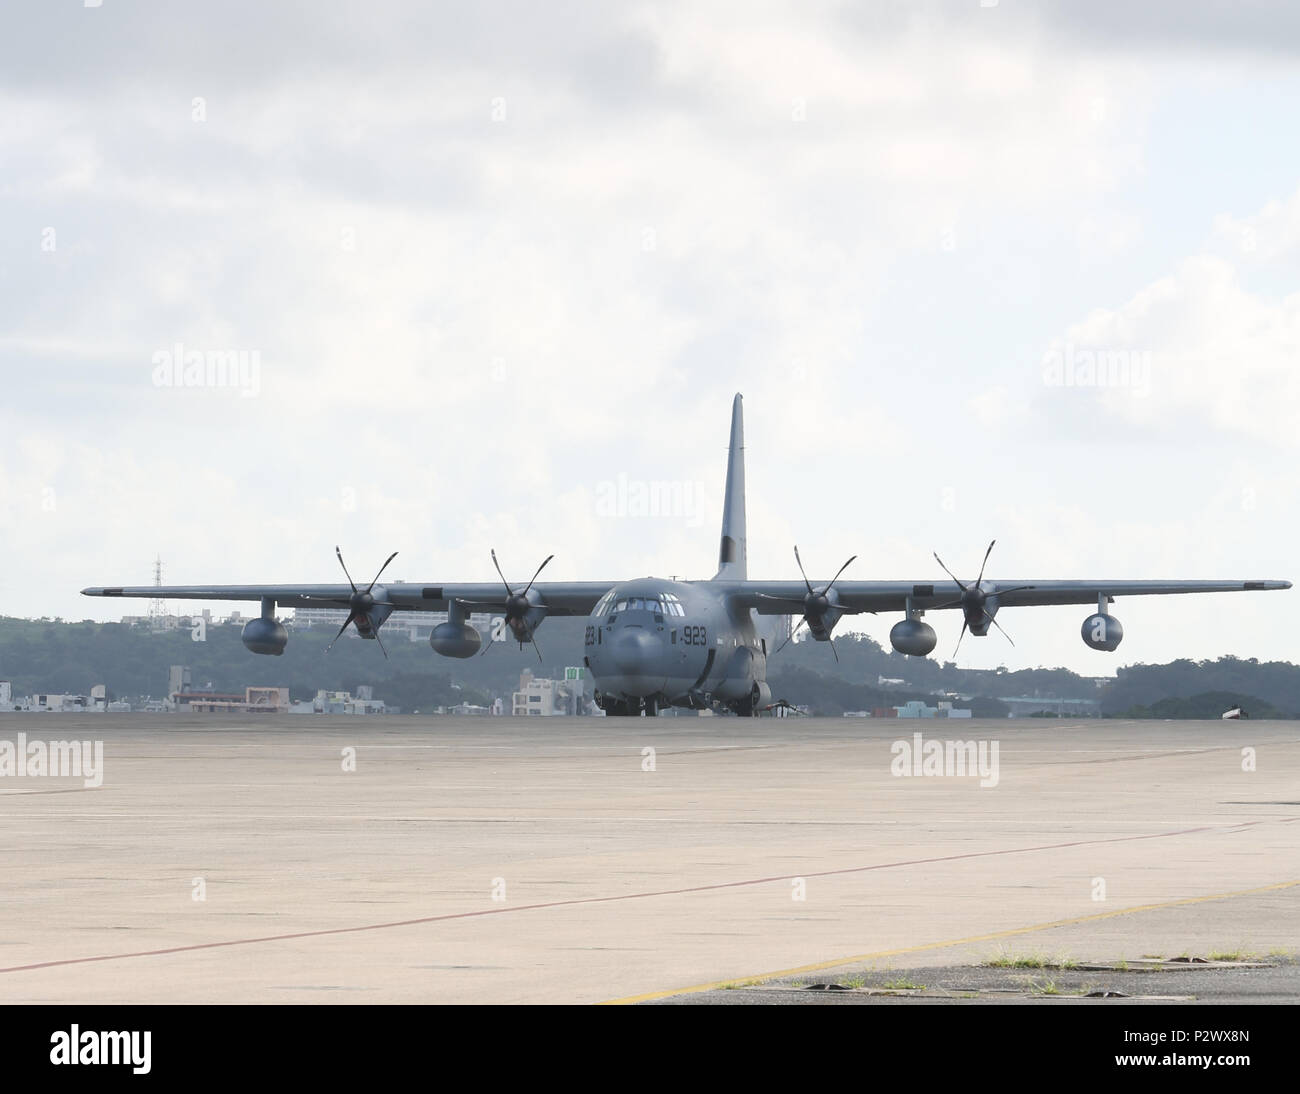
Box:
[0,714,1296,1004]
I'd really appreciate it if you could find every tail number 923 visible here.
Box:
[682,625,708,646]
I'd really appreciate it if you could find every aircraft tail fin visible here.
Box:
[713,393,747,581]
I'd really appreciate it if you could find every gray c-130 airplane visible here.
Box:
[83,394,1290,716]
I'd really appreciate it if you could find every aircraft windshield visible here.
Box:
[606,593,684,616]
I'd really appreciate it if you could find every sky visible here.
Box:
[1,0,1297,674]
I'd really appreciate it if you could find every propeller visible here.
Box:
[325,546,398,658]
[761,545,857,663]
[477,549,553,661]
[931,539,1033,658]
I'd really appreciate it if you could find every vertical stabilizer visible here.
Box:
[714,393,747,580]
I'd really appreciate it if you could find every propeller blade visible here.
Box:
[490,549,513,596]
[793,545,814,596]
[756,594,807,606]
[828,634,840,663]
[365,550,399,594]
[775,616,807,654]
[521,554,555,597]
[824,554,857,595]
[335,546,358,593]
[933,551,968,592]
[530,634,544,663]
[984,611,1016,647]
[373,626,390,660]
[930,598,964,611]
[951,618,969,659]
[479,617,507,656]
[975,539,996,586]
[324,610,358,653]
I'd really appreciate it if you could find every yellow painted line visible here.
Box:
[600,877,1300,1005]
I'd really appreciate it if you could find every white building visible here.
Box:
[301,688,392,715]
[511,667,590,716]
[293,605,497,643]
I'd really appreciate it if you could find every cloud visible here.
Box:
[1,2,1296,673]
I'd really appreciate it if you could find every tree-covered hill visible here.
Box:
[0,616,588,704]
[1,618,1295,717]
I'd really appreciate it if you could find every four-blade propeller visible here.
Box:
[761,545,857,662]
[931,539,1032,659]
[482,549,553,662]
[325,546,399,658]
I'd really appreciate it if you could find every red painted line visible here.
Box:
[1,817,1292,976]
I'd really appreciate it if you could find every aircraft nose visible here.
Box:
[610,628,660,674]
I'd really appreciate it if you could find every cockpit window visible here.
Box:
[600,591,686,616]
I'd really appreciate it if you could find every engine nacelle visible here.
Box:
[242,617,288,656]
[890,618,937,656]
[1081,612,1123,651]
[430,621,482,659]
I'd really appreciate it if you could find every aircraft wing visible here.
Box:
[81,582,616,617]
[728,578,1291,614]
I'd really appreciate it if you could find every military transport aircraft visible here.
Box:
[83,394,1290,716]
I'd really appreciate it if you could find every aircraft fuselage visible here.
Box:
[582,578,769,716]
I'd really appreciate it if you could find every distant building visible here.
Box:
[168,665,192,702]
[29,693,93,713]
[175,690,247,712]
[936,701,972,719]
[511,667,591,716]
[246,687,290,712]
[177,686,291,713]
[297,688,392,715]
[1003,696,1100,718]
[445,701,493,715]
[892,700,972,718]
[292,605,496,643]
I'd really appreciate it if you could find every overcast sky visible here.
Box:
[2,1,1297,674]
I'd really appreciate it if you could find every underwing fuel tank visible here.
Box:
[430,622,482,659]
[1081,613,1123,651]
[241,618,288,655]
[890,618,937,656]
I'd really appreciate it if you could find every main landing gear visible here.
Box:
[596,693,660,717]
